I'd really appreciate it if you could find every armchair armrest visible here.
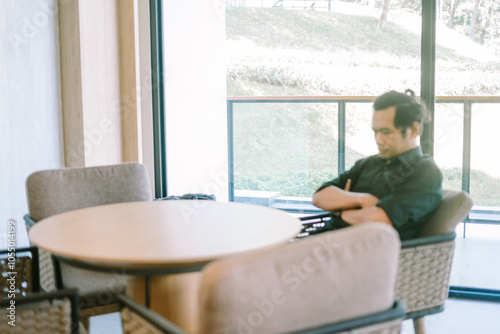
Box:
[401,232,456,248]
[291,301,406,334]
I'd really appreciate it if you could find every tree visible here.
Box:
[379,0,391,29]
[469,0,481,40]
[447,0,460,28]
[480,0,497,44]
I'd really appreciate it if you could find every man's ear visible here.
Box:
[411,121,421,137]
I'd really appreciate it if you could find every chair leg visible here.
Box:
[413,317,426,334]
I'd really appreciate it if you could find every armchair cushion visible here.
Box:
[419,190,473,237]
[199,223,401,334]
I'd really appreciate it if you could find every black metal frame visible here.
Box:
[0,246,40,294]
[290,301,405,334]
[420,0,436,157]
[449,286,500,303]
[150,0,168,199]
[227,96,497,211]
[226,97,371,201]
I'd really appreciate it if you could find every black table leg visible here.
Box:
[145,275,151,308]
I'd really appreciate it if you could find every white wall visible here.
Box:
[0,0,63,233]
[163,0,229,201]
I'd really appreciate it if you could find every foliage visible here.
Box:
[226,7,500,97]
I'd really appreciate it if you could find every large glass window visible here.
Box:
[232,101,338,202]
[435,0,500,291]
[151,0,500,301]
[227,0,422,204]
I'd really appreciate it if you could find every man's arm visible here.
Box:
[341,207,393,226]
[312,180,379,212]
[313,177,393,226]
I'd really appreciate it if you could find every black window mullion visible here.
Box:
[420,0,437,157]
[149,0,167,198]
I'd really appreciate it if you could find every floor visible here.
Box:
[450,223,500,290]
[401,299,500,334]
[402,222,500,334]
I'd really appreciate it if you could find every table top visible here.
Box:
[29,200,301,274]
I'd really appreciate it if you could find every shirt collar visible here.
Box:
[378,147,423,165]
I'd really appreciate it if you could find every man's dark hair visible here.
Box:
[373,89,430,136]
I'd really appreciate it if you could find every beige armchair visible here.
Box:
[24,163,152,311]
[396,190,473,334]
[299,189,474,334]
[198,223,404,334]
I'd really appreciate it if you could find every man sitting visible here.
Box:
[312,89,442,240]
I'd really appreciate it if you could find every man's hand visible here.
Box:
[341,206,393,226]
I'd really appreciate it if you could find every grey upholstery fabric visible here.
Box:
[199,223,401,334]
[25,163,152,298]
[26,163,152,222]
[419,190,474,237]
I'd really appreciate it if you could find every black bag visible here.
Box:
[156,193,216,201]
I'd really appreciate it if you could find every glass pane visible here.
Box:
[345,103,378,170]
[436,1,500,291]
[226,1,422,97]
[227,0,423,203]
[232,102,337,199]
[434,103,464,192]
[470,104,500,207]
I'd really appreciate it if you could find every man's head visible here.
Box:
[372,89,429,159]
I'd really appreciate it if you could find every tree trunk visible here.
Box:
[378,0,391,29]
[480,0,496,44]
[469,0,481,41]
[447,0,459,28]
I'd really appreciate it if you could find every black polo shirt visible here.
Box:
[317,147,442,240]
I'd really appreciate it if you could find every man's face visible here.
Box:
[372,107,417,159]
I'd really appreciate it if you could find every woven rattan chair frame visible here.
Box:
[24,214,61,292]
[397,233,456,315]
[396,232,456,333]
[1,246,40,297]
[0,288,79,334]
[117,294,185,334]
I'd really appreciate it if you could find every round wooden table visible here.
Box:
[29,200,301,333]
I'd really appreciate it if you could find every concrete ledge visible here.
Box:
[234,190,281,206]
